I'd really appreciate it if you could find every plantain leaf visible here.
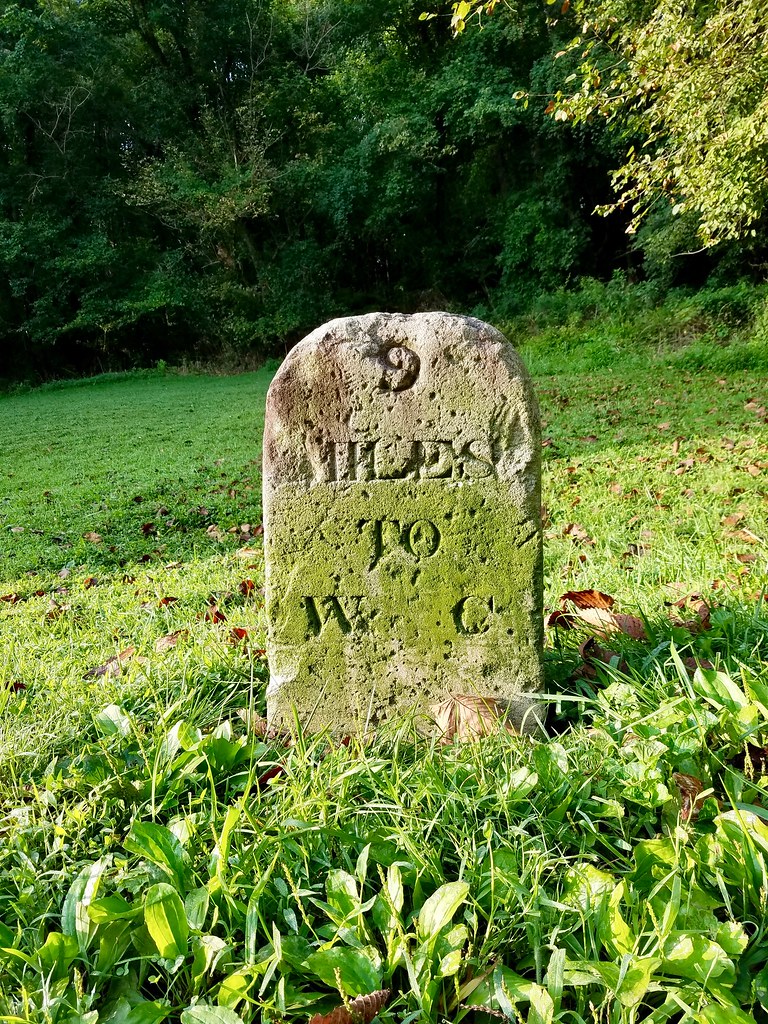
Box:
[144,883,189,959]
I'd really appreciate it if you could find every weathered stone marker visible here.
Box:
[263,312,543,734]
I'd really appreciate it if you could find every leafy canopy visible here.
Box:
[446,0,768,245]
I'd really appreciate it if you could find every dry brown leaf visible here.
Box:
[545,608,574,629]
[563,522,594,545]
[46,600,71,620]
[235,546,261,559]
[722,512,746,527]
[84,646,138,679]
[154,630,188,653]
[730,529,762,544]
[560,589,614,610]
[83,576,99,589]
[309,989,391,1024]
[737,553,757,564]
[431,695,516,744]
[203,604,227,624]
[83,532,102,544]
[673,773,707,822]
[670,597,711,634]
[228,627,249,644]
[578,637,628,677]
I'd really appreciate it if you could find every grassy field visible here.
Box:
[0,325,767,1024]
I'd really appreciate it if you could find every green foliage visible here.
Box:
[0,335,767,1021]
[449,0,768,247]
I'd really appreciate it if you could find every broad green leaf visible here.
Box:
[562,863,614,911]
[462,964,536,1006]
[95,920,133,975]
[217,971,254,1010]
[125,823,185,890]
[692,667,749,711]
[387,864,404,913]
[124,1003,172,1024]
[191,935,229,986]
[89,895,143,923]
[694,1005,758,1024]
[417,881,469,941]
[185,888,210,932]
[355,844,370,887]
[95,703,132,737]
[180,1005,244,1024]
[62,858,110,952]
[615,957,661,1008]
[144,883,189,959]
[437,948,463,977]
[663,932,734,986]
[325,869,359,919]
[716,921,748,956]
[305,946,382,994]
[36,932,79,980]
[527,984,555,1024]
[596,884,634,957]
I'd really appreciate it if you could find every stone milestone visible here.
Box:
[262,311,543,734]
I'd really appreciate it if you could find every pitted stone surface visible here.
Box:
[263,312,543,733]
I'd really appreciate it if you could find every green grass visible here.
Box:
[0,326,767,1024]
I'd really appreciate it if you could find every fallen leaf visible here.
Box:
[10,526,24,533]
[46,600,71,620]
[158,596,178,607]
[206,524,225,541]
[746,464,762,477]
[4,680,26,693]
[673,773,707,822]
[309,989,391,1024]
[431,695,517,744]
[257,764,286,787]
[0,593,21,604]
[737,553,757,563]
[154,630,188,653]
[730,529,762,544]
[84,646,139,679]
[235,547,261,559]
[558,592,647,639]
[579,636,627,673]
[545,609,574,629]
[657,422,671,431]
[722,512,746,527]
[83,576,99,589]
[228,627,249,643]
[560,589,614,610]
[141,522,156,536]
[83,532,102,544]
[203,604,227,624]
[670,596,711,633]
[239,579,256,597]
[563,522,594,545]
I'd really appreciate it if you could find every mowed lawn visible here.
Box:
[0,340,767,1024]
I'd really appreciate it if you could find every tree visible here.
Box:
[446,0,768,246]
